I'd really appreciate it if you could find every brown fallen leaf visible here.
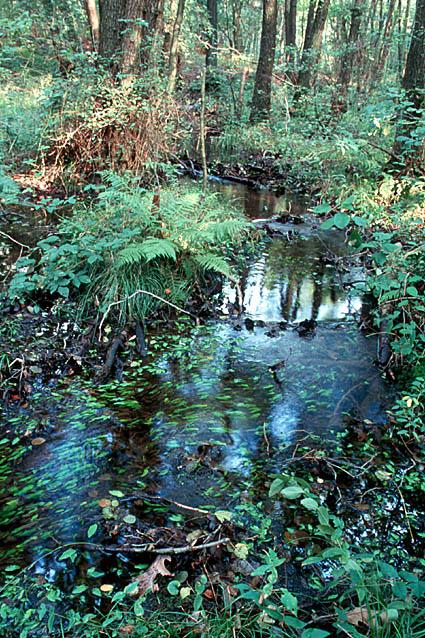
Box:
[98,498,111,508]
[133,555,173,597]
[31,437,46,446]
[346,606,370,627]
[119,626,135,635]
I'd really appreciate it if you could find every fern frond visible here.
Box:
[193,253,233,278]
[117,238,178,266]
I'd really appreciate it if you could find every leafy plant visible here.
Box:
[8,173,252,324]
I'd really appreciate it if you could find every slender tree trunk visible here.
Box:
[298,0,331,88]
[302,0,316,52]
[167,0,185,91]
[84,0,100,49]
[285,0,297,61]
[335,0,364,102]
[373,0,397,83]
[401,0,412,72]
[232,0,244,52]
[163,0,178,58]
[206,0,218,74]
[250,0,278,122]
[392,0,425,170]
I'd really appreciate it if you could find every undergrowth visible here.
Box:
[7,172,252,324]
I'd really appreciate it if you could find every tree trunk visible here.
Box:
[167,0,185,91]
[99,0,126,62]
[302,0,316,53]
[206,0,218,70]
[373,0,397,83]
[335,0,364,102]
[298,0,330,88]
[392,0,425,170]
[232,0,244,52]
[84,0,100,49]
[99,0,162,73]
[120,0,144,74]
[249,0,278,122]
[285,0,297,61]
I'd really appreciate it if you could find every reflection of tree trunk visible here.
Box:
[311,259,325,321]
[281,276,296,321]
[250,0,278,121]
[292,282,302,320]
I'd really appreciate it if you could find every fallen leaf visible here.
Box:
[119,625,135,635]
[204,589,214,599]
[346,606,370,627]
[31,437,46,446]
[98,498,111,508]
[133,555,173,597]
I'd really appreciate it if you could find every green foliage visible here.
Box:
[8,173,252,323]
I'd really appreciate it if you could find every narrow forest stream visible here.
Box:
[0,182,391,590]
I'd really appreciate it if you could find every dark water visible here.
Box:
[0,182,390,574]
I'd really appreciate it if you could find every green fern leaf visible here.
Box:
[193,253,233,278]
[117,238,177,266]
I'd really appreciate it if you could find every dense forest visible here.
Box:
[0,0,424,636]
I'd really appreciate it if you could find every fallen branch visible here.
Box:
[71,537,230,555]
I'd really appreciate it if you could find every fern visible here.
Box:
[192,253,233,278]
[117,238,177,266]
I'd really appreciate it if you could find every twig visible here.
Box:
[263,421,271,455]
[0,230,30,249]
[98,289,196,336]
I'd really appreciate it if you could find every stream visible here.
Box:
[0,182,391,585]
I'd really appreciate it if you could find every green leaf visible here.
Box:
[123,514,137,524]
[167,580,180,596]
[60,548,77,561]
[215,510,232,522]
[301,497,319,511]
[333,212,350,229]
[314,202,332,215]
[281,485,305,499]
[109,490,124,498]
[302,629,330,638]
[87,524,98,538]
[269,478,286,497]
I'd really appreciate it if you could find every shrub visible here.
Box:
[8,173,252,324]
